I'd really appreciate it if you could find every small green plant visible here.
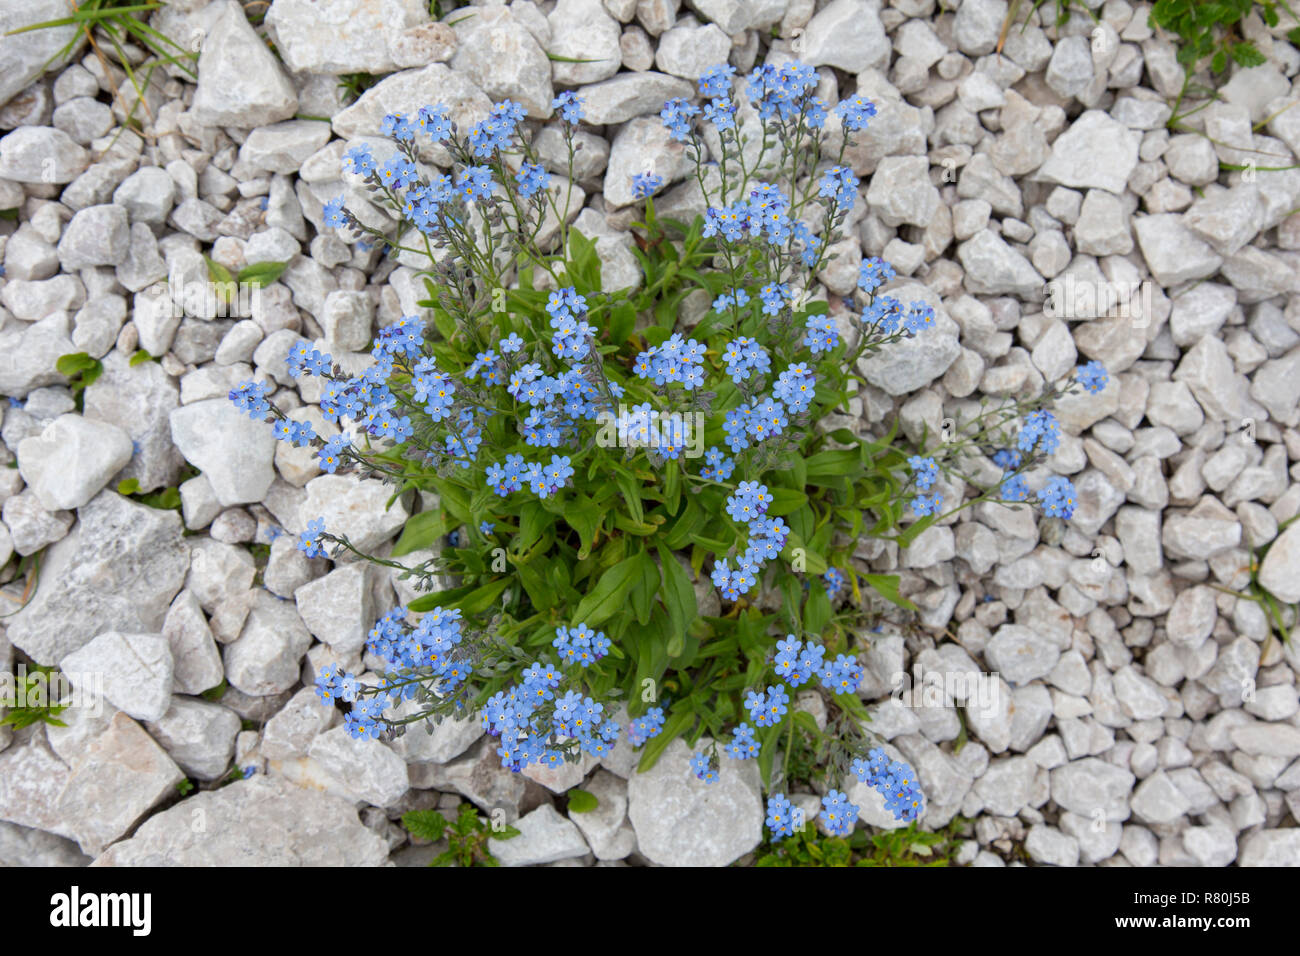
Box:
[1214,514,1298,647]
[998,0,1096,53]
[176,778,195,797]
[401,803,519,867]
[0,663,69,730]
[55,352,103,411]
[6,1,197,133]
[116,477,182,511]
[754,819,965,867]
[337,72,381,104]
[1150,1,1300,128]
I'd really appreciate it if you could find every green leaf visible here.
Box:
[572,554,643,626]
[55,352,97,376]
[629,550,660,626]
[128,349,154,367]
[204,255,233,285]
[656,544,697,650]
[117,477,141,495]
[862,573,916,611]
[392,510,449,557]
[566,789,599,813]
[402,809,448,842]
[766,487,807,516]
[237,260,289,288]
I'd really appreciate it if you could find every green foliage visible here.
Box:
[55,352,103,411]
[0,664,69,730]
[392,216,933,768]
[128,349,157,367]
[1149,0,1294,74]
[204,257,289,299]
[566,789,599,813]
[116,477,182,511]
[176,778,195,796]
[402,803,520,867]
[754,819,965,867]
[337,72,381,104]
[5,1,197,134]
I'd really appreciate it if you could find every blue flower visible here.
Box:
[659,97,700,141]
[1018,409,1062,455]
[457,165,496,202]
[322,196,347,229]
[858,256,896,294]
[1076,360,1108,394]
[1037,475,1078,519]
[854,748,924,822]
[500,332,524,353]
[298,517,328,558]
[632,171,663,199]
[229,380,271,421]
[515,162,550,198]
[698,63,736,99]
[824,567,846,598]
[690,751,718,784]
[819,789,859,837]
[817,165,859,211]
[911,493,943,517]
[835,94,878,131]
[552,90,584,124]
[992,448,1022,471]
[479,520,495,535]
[1001,474,1030,501]
[803,314,838,353]
[766,793,799,840]
[627,706,665,746]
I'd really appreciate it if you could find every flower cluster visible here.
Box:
[852,749,924,822]
[711,482,788,600]
[633,332,707,390]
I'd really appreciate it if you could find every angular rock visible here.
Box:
[16,414,133,511]
[6,492,188,664]
[144,697,241,781]
[222,591,314,696]
[191,1,297,128]
[1036,110,1140,195]
[60,631,173,723]
[626,738,762,866]
[170,399,277,507]
[93,774,388,865]
[489,803,589,866]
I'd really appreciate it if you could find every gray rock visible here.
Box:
[223,591,314,696]
[191,1,297,128]
[1130,770,1192,824]
[262,687,340,761]
[0,311,78,399]
[953,0,1007,55]
[61,631,173,723]
[548,0,622,85]
[170,399,277,507]
[985,624,1061,685]
[655,21,730,81]
[238,120,334,175]
[0,821,91,867]
[957,229,1044,297]
[265,0,428,75]
[0,125,89,184]
[0,2,83,109]
[1,490,73,557]
[1258,521,1300,603]
[1239,829,1300,866]
[1037,110,1140,195]
[299,473,410,552]
[93,774,388,865]
[1050,757,1135,821]
[113,166,176,224]
[567,768,636,860]
[858,283,961,394]
[575,72,693,125]
[800,0,890,72]
[626,738,762,866]
[489,803,590,866]
[973,755,1037,816]
[83,352,183,493]
[294,563,376,656]
[1025,824,1080,866]
[451,7,553,118]
[144,697,240,780]
[0,713,183,856]
[162,589,224,696]
[6,492,188,664]
[867,155,940,228]
[1134,214,1225,287]
[309,725,410,807]
[603,114,688,208]
[16,414,133,511]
